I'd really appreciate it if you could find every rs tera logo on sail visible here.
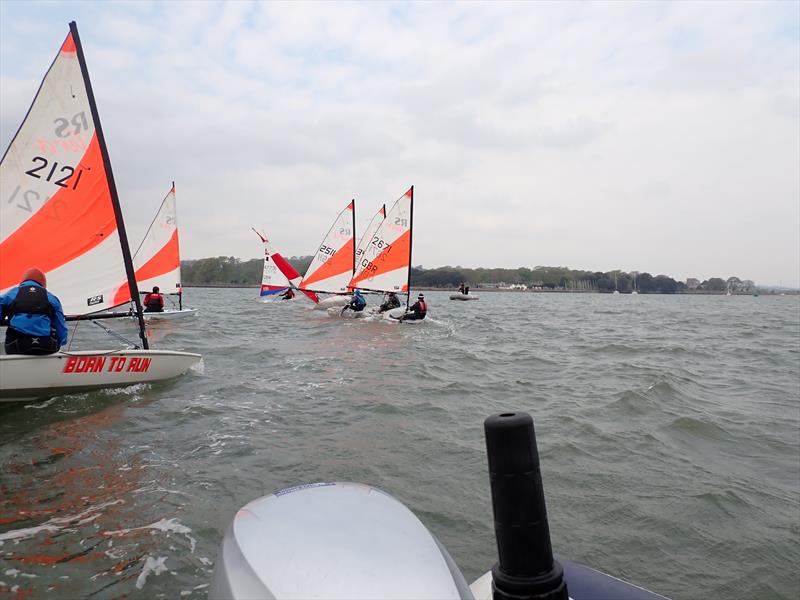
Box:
[87,294,103,306]
[36,112,90,155]
[54,112,89,137]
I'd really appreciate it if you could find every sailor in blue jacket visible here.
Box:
[0,267,68,355]
[342,288,367,313]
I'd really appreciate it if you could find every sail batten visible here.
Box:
[0,22,147,347]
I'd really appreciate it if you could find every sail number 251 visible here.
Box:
[24,156,84,190]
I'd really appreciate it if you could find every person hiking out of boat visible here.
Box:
[342,288,367,313]
[143,286,165,312]
[378,292,401,313]
[399,293,427,321]
[0,268,68,355]
[280,288,295,300]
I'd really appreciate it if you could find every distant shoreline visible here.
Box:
[181,284,795,295]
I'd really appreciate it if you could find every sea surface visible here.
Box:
[0,290,798,599]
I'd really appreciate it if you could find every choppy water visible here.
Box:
[1,290,798,599]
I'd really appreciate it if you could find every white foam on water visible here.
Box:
[135,555,167,589]
[104,517,197,553]
[24,397,60,410]
[0,500,123,542]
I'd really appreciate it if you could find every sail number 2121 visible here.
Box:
[24,156,84,190]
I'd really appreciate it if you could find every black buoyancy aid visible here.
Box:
[416,300,427,314]
[145,293,164,310]
[8,285,55,320]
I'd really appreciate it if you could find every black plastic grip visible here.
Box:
[485,412,568,600]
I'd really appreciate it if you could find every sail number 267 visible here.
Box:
[24,156,83,190]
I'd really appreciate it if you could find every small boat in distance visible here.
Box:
[132,182,197,319]
[450,293,479,301]
[450,283,479,300]
[0,22,200,402]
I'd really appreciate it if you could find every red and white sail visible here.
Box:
[300,200,355,295]
[349,188,413,294]
[253,229,319,302]
[0,30,135,316]
[133,184,182,295]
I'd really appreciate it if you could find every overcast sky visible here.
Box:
[2,1,798,286]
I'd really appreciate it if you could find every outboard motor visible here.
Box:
[209,482,473,599]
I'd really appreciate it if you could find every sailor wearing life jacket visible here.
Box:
[343,288,367,312]
[378,292,401,313]
[401,293,428,321]
[0,268,68,355]
[143,286,165,312]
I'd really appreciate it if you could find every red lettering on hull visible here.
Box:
[125,357,151,373]
[61,355,129,374]
[107,356,126,372]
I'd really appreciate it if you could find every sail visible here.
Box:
[300,200,355,295]
[0,24,143,322]
[350,188,413,294]
[253,229,290,296]
[352,204,386,285]
[133,184,181,295]
[253,229,319,302]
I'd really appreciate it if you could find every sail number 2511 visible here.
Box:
[24,156,84,190]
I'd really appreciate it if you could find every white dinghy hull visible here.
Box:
[143,308,198,320]
[316,295,349,310]
[385,307,426,324]
[0,350,201,402]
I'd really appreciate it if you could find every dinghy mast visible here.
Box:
[70,22,148,349]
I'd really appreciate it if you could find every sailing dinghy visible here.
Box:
[299,200,356,309]
[0,22,201,402]
[327,202,387,316]
[132,182,196,319]
[348,187,422,322]
[252,229,318,302]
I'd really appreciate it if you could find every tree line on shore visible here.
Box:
[180,256,759,294]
